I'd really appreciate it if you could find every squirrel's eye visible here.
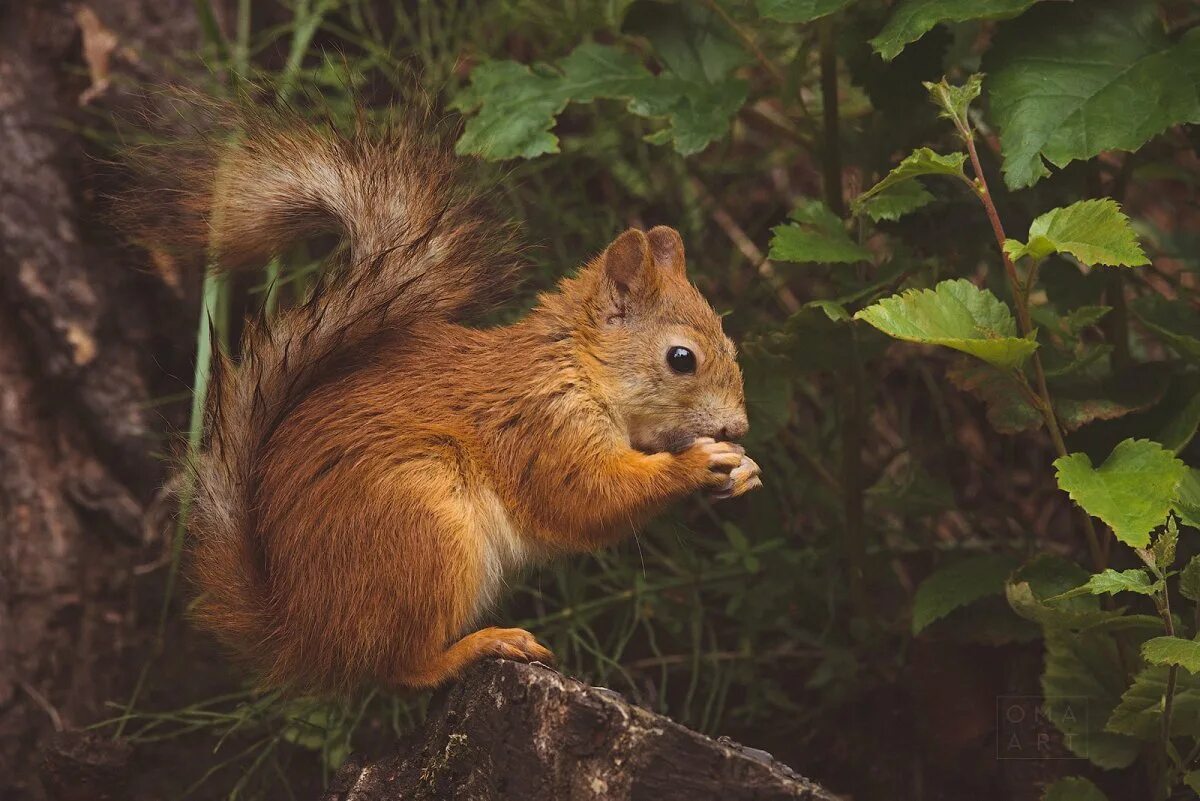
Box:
[666,346,696,375]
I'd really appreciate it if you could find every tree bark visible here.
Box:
[322,660,837,801]
[0,2,199,795]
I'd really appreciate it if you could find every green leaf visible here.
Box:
[1176,469,1200,530]
[1143,636,1200,674]
[1061,306,1112,337]
[854,279,1038,369]
[1045,569,1157,603]
[1053,439,1187,548]
[1006,557,1125,631]
[985,0,1200,188]
[1151,518,1177,571]
[1041,626,1140,768]
[911,554,1018,634]
[1131,295,1200,362]
[1181,554,1200,602]
[851,148,967,214]
[923,74,982,130]
[1108,665,1200,740]
[624,1,747,84]
[1042,777,1107,801]
[1185,771,1200,795]
[1154,377,1200,453]
[768,201,871,264]
[872,0,1045,61]
[453,60,577,159]
[1004,200,1149,267]
[622,0,750,154]
[1008,556,1137,762]
[756,0,854,23]
[455,9,751,161]
[946,359,1041,434]
[856,180,935,223]
[949,360,1170,435]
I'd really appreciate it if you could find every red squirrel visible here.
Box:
[163,105,761,694]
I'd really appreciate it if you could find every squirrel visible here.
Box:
[159,103,762,695]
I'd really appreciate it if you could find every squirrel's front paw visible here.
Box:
[709,453,762,499]
[682,437,756,495]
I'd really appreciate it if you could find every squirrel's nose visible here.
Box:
[720,413,749,442]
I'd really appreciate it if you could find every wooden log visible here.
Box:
[322,660,837,801]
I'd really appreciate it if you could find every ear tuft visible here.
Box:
[604,228,652,293]
[647,226,685,276]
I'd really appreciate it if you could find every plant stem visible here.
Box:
[703,0,784,88]
[1146,556,1179,762]
[817,17,868,617]
[960,131,1106,571]
[818,17,844,217]
[841,331,870,619]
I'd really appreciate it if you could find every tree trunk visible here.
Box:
[0,2,199,796]
[323,660,837,801]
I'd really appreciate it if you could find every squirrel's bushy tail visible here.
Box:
[137,97,520,668]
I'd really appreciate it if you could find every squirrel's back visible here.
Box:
[143,100,521,679]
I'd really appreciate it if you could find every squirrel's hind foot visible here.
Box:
[401,626,554,688]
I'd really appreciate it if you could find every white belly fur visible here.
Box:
[469,486,534,620]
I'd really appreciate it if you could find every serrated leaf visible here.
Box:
[1004,200,1148,267]
[949,360,1169,435]
[852,148,967,213]
[1041,626,1140,768]
[756,0,854,23]
[1143,636,1200,674]
[1061,306,1112,337]
[911,554,1017,634]
[1131,295,1200,362]
[453,60,576,159]
[946,359,1042,433]
[923,74,982,129]
[622,1,750,154]
[1151,519,1177,570]
[857,180,935,222]
[1054,439,1187,547]
[455,7,750,161]
[1046,569,1157,603]
[1006,582,1112,630]
[854,279,1037,369]
[1041,343,1113,379]
[769,201,870,264]
[872,0,1045,61]
[985,1,1200,188]
[1108,665,1200,740]
[1182,555,1200,602]
[1042,777,1107,801]
[624,1,747,84]
[1176,469,1200,530]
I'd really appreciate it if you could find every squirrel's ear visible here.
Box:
[647,226,686,277]
[601,229,660,315]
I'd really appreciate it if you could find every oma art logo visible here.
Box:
[996,696,1089,760]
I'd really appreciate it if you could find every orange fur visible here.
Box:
[152,104,759,694]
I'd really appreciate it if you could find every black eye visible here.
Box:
[666,346,696,374]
